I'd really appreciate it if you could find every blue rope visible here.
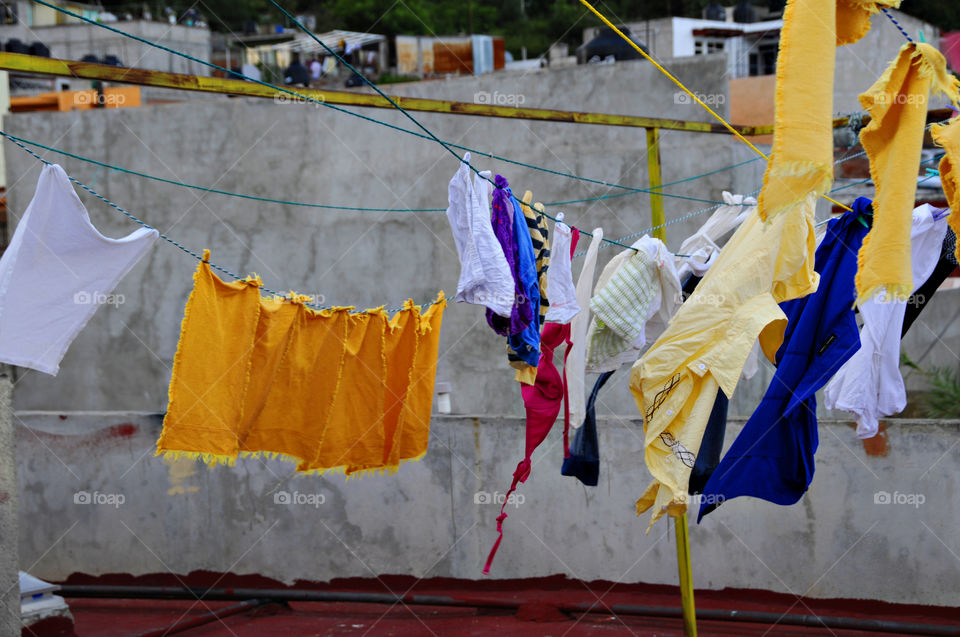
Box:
[881,7,915,44]
[3,133,436,312]
[27,0,723,216]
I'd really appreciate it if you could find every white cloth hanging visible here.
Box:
[585,236,681,374]
[568,228,603,429]
[674,191,753,283]
[824,204,948,438]
[444,153,515,317]
[0,164,158,375]
[544,219,580,324]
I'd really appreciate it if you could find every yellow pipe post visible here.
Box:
[647,124,696,635]
[675,513,697,637]
[645,127,666,242]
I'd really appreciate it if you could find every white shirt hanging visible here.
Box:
[824,204,948,438]
[0,164,158,375]
[568,228,603,429]
[544,218,580,324]
[444,153,515,317]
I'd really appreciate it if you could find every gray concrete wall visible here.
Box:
[3,53,960,607]
[14,411,960,607]
[0,369,18,637]
[3,55,771,422]
[0,20,211,77]
[835,10,943,114]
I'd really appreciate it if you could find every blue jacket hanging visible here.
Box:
[698,199,872,520]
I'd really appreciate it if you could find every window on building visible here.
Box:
[748,41,777,75]
[0,2,17,25]
[694,39,725,55]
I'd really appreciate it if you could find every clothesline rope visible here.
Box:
[0,130,743,212]
[577,0,856,213]
[28,0,723,214]
[880,7,915,44]
[3,133,430,312]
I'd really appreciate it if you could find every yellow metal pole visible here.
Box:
[648,125,695,635]
[0,53,766,136]
[675,513,697,637]
[645,127,666,242]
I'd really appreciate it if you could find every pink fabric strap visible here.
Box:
[482,458,531,574]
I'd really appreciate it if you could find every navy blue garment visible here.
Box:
[688,389,729,495]
[561,371,613,486]
[698,199,872,520]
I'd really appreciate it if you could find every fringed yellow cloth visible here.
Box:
[157,253,446,476]
[931,118,960,264]
[856,43,960,304]
[757,0,898,222]
[630,0,897,531]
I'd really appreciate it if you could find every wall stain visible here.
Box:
[163,455,200,495]
[860,421,890,457]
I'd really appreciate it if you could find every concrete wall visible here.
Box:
[0,20,211,76]
[14,411,960,607]
[0,370,18,637]
[3,51,960,606]
[3,55,772,422]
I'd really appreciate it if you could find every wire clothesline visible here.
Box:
[0,131,759,212]
[4,132,930,312]
[25,0,721,217]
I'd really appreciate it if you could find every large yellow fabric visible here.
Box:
[856,43,960,304]
[932,117,960,263]
[630,196,817,530]
[757,0,898,222]
[629,0,895,530]
[158,254,446,476]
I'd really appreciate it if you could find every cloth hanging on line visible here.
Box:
[567,228,604,430]
[509,191,551,385]
[0,163,158,376]
[675,191,753,283]
[755,0,887,223]
[561,370,613,487]
[825,204,947,439]
[698,202,871,519]
[855,43,960,304]
[629,186,818,530]
[902,228,958,336]
[445,153,514,317]
[585,236,681,374]
[483,229,578,573]
[544,220,580,324]
[486,175,533,337]
[932,118,960,263]
[502,188,541,371]
[157,255,445,475]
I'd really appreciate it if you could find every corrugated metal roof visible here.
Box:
[270,29,385,54]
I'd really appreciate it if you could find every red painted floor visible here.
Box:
[22,574,960,636]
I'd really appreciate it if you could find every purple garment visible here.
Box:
[485,176,533,335]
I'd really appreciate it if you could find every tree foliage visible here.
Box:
[101,0,960,53]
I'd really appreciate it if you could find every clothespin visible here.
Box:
[918,29,927,44]
[926,168,941,176]
[556,212,565,222]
